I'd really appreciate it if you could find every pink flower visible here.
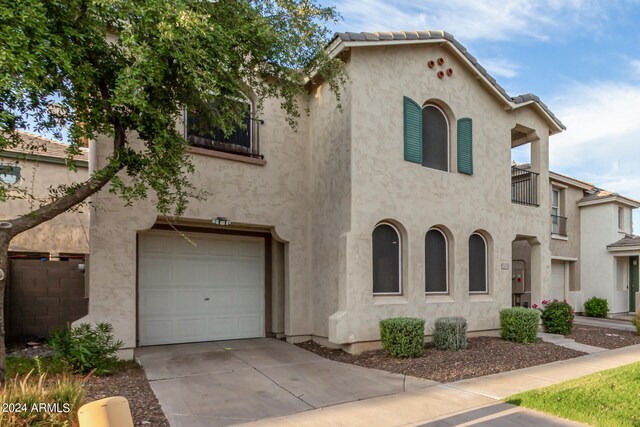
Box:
[542,300,549,305]
[532,304,538,309]
[568,319,573,323]
[563,299,567,303]
[571,310,575,314]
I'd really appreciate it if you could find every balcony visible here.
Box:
[186,102,263,159]
[511,166,539,207]
[551,215,567,237]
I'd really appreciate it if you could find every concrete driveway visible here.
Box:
[136,338,437,427]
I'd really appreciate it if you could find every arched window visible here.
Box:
[422,104,449,171]
[469,233,488,293]
[372,223,401,294]
[425,228,448,293]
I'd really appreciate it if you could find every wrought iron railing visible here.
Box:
[551,215,567,236]
[187,116,264,159]
[511,166,539,207]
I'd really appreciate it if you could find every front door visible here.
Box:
[631,256,639,313]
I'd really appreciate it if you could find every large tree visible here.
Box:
[0,0,346,383]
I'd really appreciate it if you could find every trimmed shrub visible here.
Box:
[49,323,123,375]
[583,296,609,318]
[433,317,468,351]
[0,371,84,427]
[500,307,539,344]
[540,300,574,335]
[379,317,425,358]
[632,314,640,336]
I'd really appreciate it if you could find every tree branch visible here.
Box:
[6,161,122,237]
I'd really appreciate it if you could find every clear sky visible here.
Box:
[325,0,640,232]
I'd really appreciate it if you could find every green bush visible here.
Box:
[379,317,425,358]
[583,296,609,318]
[500,307,539,344]
[432,317,467,351]
[540,300,574,335]
[632,314,640,336]
[0,371,84,427]
[49,323,123,375]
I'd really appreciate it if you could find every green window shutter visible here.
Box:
[457,118,473,175]
[403,96,422,163]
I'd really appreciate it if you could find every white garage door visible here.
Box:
[138,230,265,346]
[549,261,566,302]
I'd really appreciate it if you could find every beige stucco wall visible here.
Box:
[579,202,632,313]
[0,157,89,254]
[328,44,553,345]
[81,95,316,355]
[85,41,558,353]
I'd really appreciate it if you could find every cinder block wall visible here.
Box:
[7,258,88,340]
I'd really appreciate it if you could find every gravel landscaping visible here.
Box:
[84,362,169,427]
[568,324,640,349]
[297,336,586,383]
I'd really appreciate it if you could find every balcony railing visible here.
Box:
[511,166,539,207]
[551,215,567,237]
[187,115,264,159]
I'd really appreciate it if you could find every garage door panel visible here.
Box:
[208,261,238,285]
[237,289,263,312]
[237,240,262,258]
[238,316,263,336]
[550,262,566,301]
[139,259,173,284]
[211,238,238,256]
[208,317,239,338]
[173,260,208,283]
[140,290,173,316]
[174,318,208,338]
[142,320,173,342]
[238,263,262,286]
[139,231,265,346]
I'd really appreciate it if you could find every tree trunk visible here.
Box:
[0,161,122,385]
[0,232,10,385]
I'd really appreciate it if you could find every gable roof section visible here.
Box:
[607,234,640,250]
[578,189,640,208]
[1,131,89,167]
[328,30,565,134]
[549,171,593,191]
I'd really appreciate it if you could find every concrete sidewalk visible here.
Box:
[574,315,636,332]
[242,344,640,426]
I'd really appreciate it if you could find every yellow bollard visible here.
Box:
[78,396,134,427]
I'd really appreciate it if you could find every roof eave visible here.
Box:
[327,36,565,133]
[549,171,593,190]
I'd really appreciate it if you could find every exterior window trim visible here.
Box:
[422,103,450,172]
[469,232,488,294]
[373,222,403,296]
[425,227,449,295]
[551,188,561,235]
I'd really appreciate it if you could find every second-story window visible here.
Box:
[186,97,254,156]
[551,188,561,234]
[422,104,449,171]
[618,207,625,230]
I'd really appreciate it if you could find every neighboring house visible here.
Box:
[515,170,640,314]
[0,131,90,340]
[0,131,90,257]
[82,30,568,357]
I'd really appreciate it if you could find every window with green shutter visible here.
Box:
[457,118,473,175]
[403,97,422,163]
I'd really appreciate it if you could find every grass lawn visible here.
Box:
[505,361,640,427]
[6,356,68,376]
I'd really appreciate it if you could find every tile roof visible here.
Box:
[607,234,640,249]
[331,30,565,131]
[578,189,640,206]
[2,131,89,163]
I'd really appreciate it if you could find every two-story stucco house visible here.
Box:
[513,170,639,314]
[80,30,567,357]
